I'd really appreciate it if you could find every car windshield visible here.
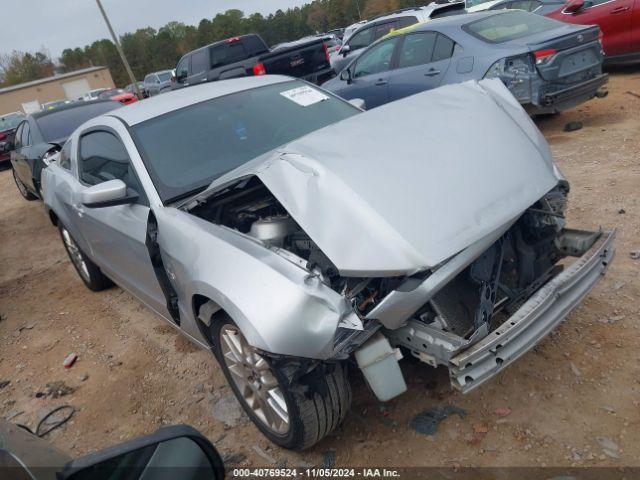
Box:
[0,114,25,130]
[465,11,559,43]
[131,80,359,203]
[157,72,172,82]
[36,102,121,142]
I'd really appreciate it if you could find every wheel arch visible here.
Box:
[190,292,268,354]
[48,207,59,226]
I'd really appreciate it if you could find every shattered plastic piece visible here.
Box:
[409,406,467,436]
[63,353,78,369]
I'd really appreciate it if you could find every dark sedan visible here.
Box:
[10,100,121,201]
[0,112,25,170]
[323,10,609,113]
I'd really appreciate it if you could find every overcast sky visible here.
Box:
[1,0,310,60]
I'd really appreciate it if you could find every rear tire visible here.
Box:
[211,317,351,449]
[12,169,37,201]
[58,223,113,291]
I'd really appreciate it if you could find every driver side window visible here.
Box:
[353,37,399,78]
[348,27,374,50]
[176,56,190,77]
[79,131,145,202]
[21,122,31,147]
[14,123,23,148]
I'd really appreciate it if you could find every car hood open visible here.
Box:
[201,80,561,276]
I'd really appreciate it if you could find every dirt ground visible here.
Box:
[0,68,638,470]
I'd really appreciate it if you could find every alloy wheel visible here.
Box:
[220,324,290,435]
[61,228,90,282]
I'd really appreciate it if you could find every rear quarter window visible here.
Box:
[464,11,559,43]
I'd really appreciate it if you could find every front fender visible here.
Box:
[155,208,349,360]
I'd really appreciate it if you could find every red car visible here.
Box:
[546,0,640,61]
[98,88,138,105]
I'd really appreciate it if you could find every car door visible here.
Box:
[387,32,455,103]
[12,121,36,191]
[143,75,154,96]
[632,0,640,52]
[69,126,168,315]
[10,121,24,176]
[175,55,191,88]
[549,0,635,56]
[343,37,401,108]
[187,49,209,85]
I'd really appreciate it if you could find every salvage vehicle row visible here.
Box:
[324,10,609,112]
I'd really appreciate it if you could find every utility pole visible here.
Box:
[95,0,143,99]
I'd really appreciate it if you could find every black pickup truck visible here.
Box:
[172,34,334,89]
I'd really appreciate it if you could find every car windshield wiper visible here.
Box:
[164,185,209,205]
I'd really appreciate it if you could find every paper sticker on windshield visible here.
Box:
[280,86,329,107]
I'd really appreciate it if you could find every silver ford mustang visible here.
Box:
[42,76,614,449]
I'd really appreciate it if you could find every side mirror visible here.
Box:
[348,98,366,110]
[81,179,138,208]
[564,0,585,12]
[341,44,351,57]
[0,141,13,153]
[340,68,352,84]
[58,425,224,480]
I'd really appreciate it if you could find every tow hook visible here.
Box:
[596,88,608,99]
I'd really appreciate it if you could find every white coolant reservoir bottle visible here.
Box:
[355,333,407,402]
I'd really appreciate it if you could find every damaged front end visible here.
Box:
[371,185,615,394]
[185,173,614,399]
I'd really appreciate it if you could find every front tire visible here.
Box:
[12,169,37,201]
[58,224,112,291]
[212,318,351,449]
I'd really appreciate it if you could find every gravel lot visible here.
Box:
[0,68,638,469]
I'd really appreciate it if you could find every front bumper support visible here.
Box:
[449,229,615,393]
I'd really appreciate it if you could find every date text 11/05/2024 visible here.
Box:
[231,468,401,478]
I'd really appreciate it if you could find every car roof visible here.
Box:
[29,99,119,120]
[384,9,507,37]
[370,2,464,21]
[350,2,466,37]
[108,75,291,126]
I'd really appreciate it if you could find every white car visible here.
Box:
[82,88,107,101]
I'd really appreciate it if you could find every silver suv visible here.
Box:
[331,2,466,73]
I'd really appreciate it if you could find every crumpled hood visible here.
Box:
[209,80,560,276]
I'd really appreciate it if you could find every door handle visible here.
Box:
[610,5,630,13]
[374,79,388,86]
[425,69,441,77]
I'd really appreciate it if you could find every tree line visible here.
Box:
[0,0,422,88]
